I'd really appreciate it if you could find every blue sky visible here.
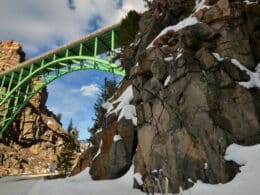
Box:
[0,0,145,140]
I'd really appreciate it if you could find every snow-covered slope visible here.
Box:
[0,144,260,195]
[179,144,260,195]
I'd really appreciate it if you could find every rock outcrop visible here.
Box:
[127,0,259,193]
[72,79,137,179]
[89,108,136,179]
[0,40,65,176]
[69,0,260,193]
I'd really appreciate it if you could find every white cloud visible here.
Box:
[0,0,145,56]
[0,0,145,139]
[79,84,100,97]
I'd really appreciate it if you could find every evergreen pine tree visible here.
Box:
[72,127,80,152]
[67,118,73,135]
[118,10,141,47]
[56,113,62,122]
[143,0,153,8]
[57,119,79,175]
[57,134,76,175]
[88,77,117,136]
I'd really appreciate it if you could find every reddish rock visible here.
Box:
[153,30,175,47]
[70,146,97,176]
[90,119,117,179]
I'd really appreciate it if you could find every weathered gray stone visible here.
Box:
[151,98,170,133]
[222,60,250,81]
[108,139,130,178]
[195,48,218,70]
[140,89,154,102]
[151,59,167,81]
[137,124,156,167]
[143,102,152,123]
[143,78,163,96]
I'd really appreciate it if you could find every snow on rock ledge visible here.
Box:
[102,85,137,126]
[147,16,200,49]
[231,60,260,89]
[113,135,123,142]
[93,139,103,160]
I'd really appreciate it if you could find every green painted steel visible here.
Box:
[0,23,125,135]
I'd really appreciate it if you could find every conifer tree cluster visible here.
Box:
[118,10,141,47]
[88,77,117,137]
[57,119,79,175]
[143,0,153,8]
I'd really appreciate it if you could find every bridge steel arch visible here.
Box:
[0,23,125,135]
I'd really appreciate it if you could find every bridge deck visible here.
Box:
[0,22,121,77]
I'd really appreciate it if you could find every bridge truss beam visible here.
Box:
[0,24,125,135]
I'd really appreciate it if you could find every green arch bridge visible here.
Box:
[0,23,125,136]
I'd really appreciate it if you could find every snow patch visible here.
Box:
[114,48,122,53]
[212,52,225,61]
[85,142,94,148]
[231,59,260,89]
[103,85,137,126]
[176,48,183,60]
[188,178,194,183]
[134,39,141,47]
[164,56,173,62]
[102,101,113,113]
[152,169,158,173]
[111,85,134,114]
[1,145,260,195]
[147,17,200,49]
[93,139,103,160]
[118,105,137,126]
[0,165,144,195]
[164,75,171,86]
[244,0,258,4]
[194,0,211,13]
[177,144,260,195]
[134,172,144,186]
[179,186,184,194]
[113,134,122,142]
[95,128,102,134]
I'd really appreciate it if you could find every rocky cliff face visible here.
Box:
[71,79,137,179]
[130,0,259,193]
[0,41,65,176]
[73,0,260,193]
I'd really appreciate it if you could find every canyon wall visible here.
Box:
[0,41,66,176]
